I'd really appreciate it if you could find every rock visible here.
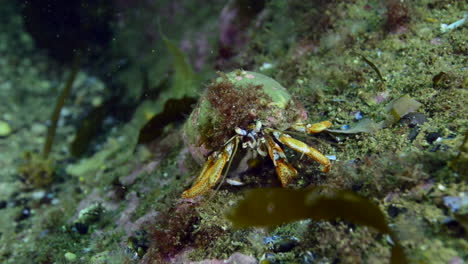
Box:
[15,207,31,222]
[273,237,299,253]
[407,128,420,141]
[387,205,402,218]
[426,132,442,144]
[77,202,104,225]
[72,222,89,235]
[400,112,427,128]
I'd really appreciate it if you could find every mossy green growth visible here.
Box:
[227,187,408,264]
[449,131,468,175]
[217,71,292,109]
[387,94,422,124]
[17,152,54,188]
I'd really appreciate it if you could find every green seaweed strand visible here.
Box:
[42,56,80,158]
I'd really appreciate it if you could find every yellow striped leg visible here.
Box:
[265,135,298,186]
[290,120,332,134]
[272,131,331,173]
[182,137,239,198]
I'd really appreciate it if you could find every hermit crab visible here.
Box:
[182,70,332,198]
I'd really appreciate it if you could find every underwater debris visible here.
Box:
[227,187,408,264]
[354,111,363,120]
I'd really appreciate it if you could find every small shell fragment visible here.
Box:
[226,179,245,186]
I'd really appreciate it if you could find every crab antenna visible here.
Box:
[209,136,240,200]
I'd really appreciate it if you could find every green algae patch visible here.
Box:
[0,120,12,137]
[17,152,54,188]
[160,34,198,99]
[387,94,422,124]
[227,187,407,264]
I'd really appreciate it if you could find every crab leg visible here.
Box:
[265,135,298,186]
[182,137,239,198]
[290,120,332,134]
[271,130,331,173]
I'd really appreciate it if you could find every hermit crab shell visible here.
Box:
[183,70,307,164]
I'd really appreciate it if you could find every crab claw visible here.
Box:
[291,120,332,134]
[272,131,331,173]
[265,135,298,186]
[182,137,239,198]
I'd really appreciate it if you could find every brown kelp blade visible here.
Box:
[227,188,407,264]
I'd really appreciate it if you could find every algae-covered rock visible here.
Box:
[77,202,105,225]
[64,252,77,262]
